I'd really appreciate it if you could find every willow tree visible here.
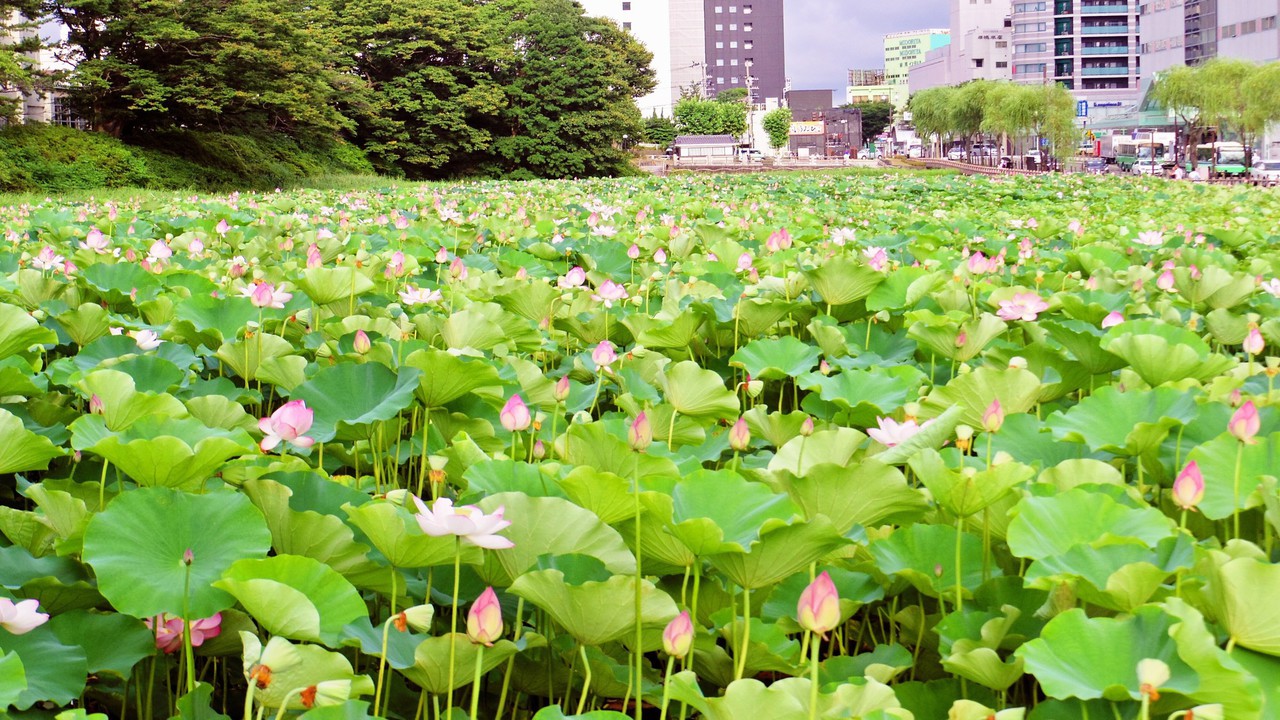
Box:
[1152,64,1211,170]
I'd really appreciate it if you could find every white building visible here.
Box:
[1141,0,1280,76]
[909,0,1013,94]
[578,0,676,117]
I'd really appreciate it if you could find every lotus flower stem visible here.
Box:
[470,645,486,720]
[417,408,430,498]
[688,563,701,675]
[273,688,303,720]
[242,667,255,720]
[447,541,462,720]
[182,561,196,695]
[807,629,820,720]
[577,644,593,715]
[634,453,645,720]
[954,519,964,612]
[667,410,678,451]
[98,459,110,511]
[734,587,752,680]
[1233,442,1244,540]
[494,597,524,720]
[658,654,677,720]
[373,570,397,717]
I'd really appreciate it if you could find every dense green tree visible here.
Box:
[761,106,791,150]
[0,2,50,121]
[1242,63,1280,164]
[843,101,893,139]
[50,0,347,138]
[1151,64,1211,169]
[479,0,654,178]
[1200,58,1264,167]
[907,86,956,151]
[642,114,678,147]
[715,87,748,104]
[674,97,746,137]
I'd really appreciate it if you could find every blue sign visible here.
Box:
[1076,100,1088,117]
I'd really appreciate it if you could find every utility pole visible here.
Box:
[744,60,756,151]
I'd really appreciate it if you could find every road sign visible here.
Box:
[1076,100,1088,118]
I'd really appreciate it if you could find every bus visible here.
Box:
[1189,142,1247,177]
[1108,130,1174,171]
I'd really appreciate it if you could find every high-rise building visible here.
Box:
[848,68,886,86]
[1011,1,1142,121]
[909,1,1013,93]
[578,0,785,116]
[845,68,892,106]
[1140,0,1280,78]
[883,29,951,108]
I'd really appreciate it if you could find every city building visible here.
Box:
[785,89,862,157]
[0,13,76,126]
[848,68,886,86]
[845,68,892,106]
[1140,0,1280,77]
[883,29,951,107]
[578,0,786,115]
[909,1,1013,94]
[1011,0,1142,124]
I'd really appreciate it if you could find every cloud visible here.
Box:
[784,0,950,92]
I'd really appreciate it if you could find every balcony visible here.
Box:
[1080,44,1128,54]
[1055,41,1075,56]
[1080,24,1130,34]
[1080,3,1129,14]
[1080,65,1130,75]
[1055,1,1073,13]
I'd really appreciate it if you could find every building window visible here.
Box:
[715,41,724,48]
[996,61,1008,67]
[1241,19,1257,34]
[743,4,752,12]
[730,41,737,47]
[717,77,725,84]
[729,5,737,11]
[975,58,984,67]
[995,40,1008,47]
[1264,16,1278,30]
[716,59,725,66]
[731,58,738,65]
[744,22,753,31]
[715,23,723,30]
[729,24,737,30]
[714,5,723,11]
[622,1,630,9]
[744,40,753,49]
[731,76,739,84]
[623,21,632,29]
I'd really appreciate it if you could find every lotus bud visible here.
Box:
[435,246,449,264]
[728,416,751,452]
[955,330,967,348]
[1172,461,1205,511]
[515,266,528,280]
[353,330,372,355]
[467,587,504,646]
[89,394,104,415]
[982,399,1004,434]
[903,402,920,421]
[553,376,571,403]
[1244,325,1264,356]
[395,604,435,633]
[1008,356,1028,370]
[955,424,974,453]
[500,395,532,432]
[627,244,640,260]
[449,257,467,280]
[819,359,831,375]
[800,416,815,437]
[662,610,694,658]
[629,412,653,452]
[1101,311,1124,329]
[1228,401,1260,444]
[183,548,194,566]
[797,571,840,637]
[1157,270,1175,291]
[933,563,944,578]
[654,248,668,264]
[1137,658,1170,701]
[745,379,764,398]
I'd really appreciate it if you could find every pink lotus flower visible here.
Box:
[1172,461,1204,511]
[384,250,405,278]
[863,247,888,272]
[448,257,468,281]
[1157,269,1176,291]
[765,228,792,252]
[737,252,754,273]
[31,246,64,271]
[259,400,315,452]
[435,246,450,264]
[1068,220,1083,236]
[1101,311,1124,329]
[241,282,292,309]
[215,219,231,236]
[188,238,205,257]
[228,256,249,279]
[982,399,1004,433]
[558,266,586,289]
[996,292,1049,322]
[399,285,442,306]
[592,340,617,371]
[467,587,504,646]
[1262,278,1280,298]
[306,243,323,269]
[867,417,932,447]
[144,613,222,654]
[148,240,172,261]
[130,329,163,351]
[797,571,840,637]
[1228,401,1260,444]
[1134,231,1165,247]
[500,395,531,432]
[1244,326,1264,356]
[728,416,751,452]
[629,412,653,451]
[411,496,514,549]
[0,597,48,635]
[967,251,997,275]
[592,280,629,308]
[81,228,110,254]
[662,610,694,658]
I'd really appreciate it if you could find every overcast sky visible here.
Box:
[784,0,951,98]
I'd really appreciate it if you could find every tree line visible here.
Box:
[908,80,1078,159]
[1151,58,1280,168]
[0,0,656,179]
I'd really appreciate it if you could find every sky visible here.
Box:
[784,0,951,98]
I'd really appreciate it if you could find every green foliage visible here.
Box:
[641,114,678,147]
[675,98,747,137]
[0,3,50,122]
[910,81,1077,157]
[715,88,749,104]
[761,107,792,150]
[846,101,893,139]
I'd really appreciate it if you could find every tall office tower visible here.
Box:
[702,0,785,102]
[1141,0,1279,78]
[883,29,951,107]
[909,0,1012,93]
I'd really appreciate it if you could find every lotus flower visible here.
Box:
[592,280,629,308]
[1172,461,1204,511]
[411,496,514,549]
[0,597,48,635]
[82,228,110,253]
[737,252,753,273]
[1244,325,1264,356]
[765,228,792,252]
[148,239,172,261]
[1101,311,1124,329]
[728,416,751,452]
[353,330,372,354]
[31,246,64,271]
[1228,401,1260,444]
[592,340,617,371]
[500,394,531,432]
[558,266,586,289]
[467,587,504,646]
[654,248,668,264]
[627,244,641,260]
[553,376,571,403]
[306,243,323,268]
[629,412,653,451]
[399,285,442,306]
[967,251,997,275]
[449,257,468,280]
[145,613,222,654]
[800,416,815,437]
[797,571,840,637]
[863,246,888,272]
[996,292,1049,322]
[982,398,1004,433]
[384,250,405,278]
[867,417,931,447]
[1134,231,1165,247]
[1157,269,1176,291]
[241,282,292,309]
[215,219,231,236]
[662,611,694,658]
[300,680,353,710]
[259,400,315,452]
[130,329,163,351]
[1262,278,1280,298]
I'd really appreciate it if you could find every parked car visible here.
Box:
[947,147,967,161]
[738,148,764,161]
[1083,157,1107,174]
[1250,160,1280,182]
[1131,158,1163,176]
[857,149,875,159]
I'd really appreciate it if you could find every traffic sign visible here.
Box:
[1076,100,1088,118]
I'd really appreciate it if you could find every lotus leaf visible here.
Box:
[656,360,739,420]
[910,450,1032,518]
[475,493,636,584]
[0,651,25,707]
[1184,432,1280,520]
[730,336,822,380]
[707,515,850,589]
[775,460,929,533]
[342,500,479,569]
[919,367,1042,427]
[240,632,374,709]
[805,256,885,307]
[1101,320,1235,386]
[0,302,58,359]
[768,427,867,475]
[1046,385,1199,456]
[298,266,375,305]
[869,523,994,599]
[0,407,64,474]
[1006,488,1174,561]
[0,623,87,711]
[669,469,799,554]
[664,671,908,720]
[291,363,422,442]
[214,556,368,645]
[70,414,255,490]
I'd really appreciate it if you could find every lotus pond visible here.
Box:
[2,171,1280,720]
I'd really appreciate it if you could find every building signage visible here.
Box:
[1077,100,1088,117]
[790,121,825,136]
[1093,101,1123,108]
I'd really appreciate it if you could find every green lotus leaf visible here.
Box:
[1232,648,1280,719]
[866,266,938,312]
[712,615,802,678]
[78,369,188,431]
[1041,320,1127,375]
[1173,265,1255,311]
[736,298,801,338]
[992,414,1095,470]
[215,334,296,382]
[797,367,921,426]
[401,634,532,694]
[948,700,1024,720]
[291,363,422,442]
[71,415,255,490]
[240,632,374,709]
[1185,432,1280,521]
[818,643,913,685]
[669,469,800,555]
[80,262,160,303]
[730,336,822,381]
[1037,459,1124,492]
[1055,289,1127,325]
[1101,320,1235,386]
[1162,598,1264,719]
[657,360,739,420]
[173,682,231,720]
[762,567,884,632]
[942,643,1024,691]
[768,427,868,475]
[440,307,507,352]
[624,307,709,349]
[53,303,111,347]
[869,523,994,599]
[342,500,479,569]
[297,266,375,305]
[919,367,1042,427]
[707,515,849,589]
[0,302,57,360]
[214,556,367,645]
[872,405,966,466]
[0,357,41,398]
[1026,536,1192,613]
[82,487,271,618]
[775,460,928,533]
[906,311,1007,363]
[911,450,1033,518]
[557,466,637,525]
[0,407,64,475]
[1199,554,1280,656]
[1046,385,1199,456]
[48,609,155,681]
[475,493,636,585]
[1015,606,1196,702]
[509,569,678,646]
[1205,308,1250,346]
[0,650,25,708]
[531,707,630,720]
[174,292,260,345]
[664,671,907,720]
[804,256,885,307]
[556,421,683,483]
[185,395,258,433]
[0,623,87,711]
[0,545,101,612]
[1006,488,1174,561]
[742,407,810,448]
[337,615,426,670]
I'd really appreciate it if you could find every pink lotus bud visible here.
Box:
[819,360,831,375]
[592,340,617,370]
[654,248,668,264]
[216,219,230,236]
[1228,401,1260,444]
[182,548,194,566]
[553,376,571,403]
[629,412,653,451]
[353,330,372,355]
[1101,311,1124,329]
[627,244,641,260]
[467,587,504,646]
[800,416,815,437]
[1157,270,1175,291]
[532,439,546,460]
[89,394,104,415]
[737,252,753,272]
[797,571,840,637]
[1190,265,1202,281]
[1244,326,1264,356]
[515,266,527,280]
[500,395,531,432]
[662,610,694,658]
[435,246,449,264]
[728,416,751,452]
[982,398,1004,434]
[449,257,467,280]
[1172,461,1205,511]
[955,331,967,348]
